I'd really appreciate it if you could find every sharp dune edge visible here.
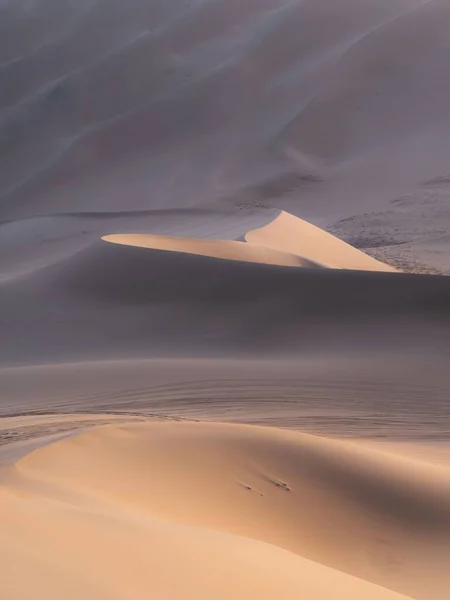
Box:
[245,211,398,272]
[2,0,450,599]
[103,210,397,271]
[101,214,311,269]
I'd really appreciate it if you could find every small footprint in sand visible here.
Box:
[273,480,291,492]
[239,482,264,496]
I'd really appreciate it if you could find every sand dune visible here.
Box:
[2,0,450,273]
[246,210,397,271]
[0,208,278,281]
[282,0,450,164]
[103,231,311,268]
[103,210,396,271]
[2,1,450,599]
[0,495,411,600]
[2,230,450,364]
[4,420,449,599]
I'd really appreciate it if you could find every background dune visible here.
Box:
[103,210,396,271]
[1,1,450,599]
[1,0,450,272]
[1,230,450,364]
[245,210,397,271]
[102,228,309,268]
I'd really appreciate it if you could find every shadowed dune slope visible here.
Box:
[2,0,450,270]
[0,208,280,281]
[281,0,450,164]
[1,0,449,223]
[1,234,450,364]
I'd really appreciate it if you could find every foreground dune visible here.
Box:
[0,491,410,600]
[103,210,395,272]
[1,421,449,600]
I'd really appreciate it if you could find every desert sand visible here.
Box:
[1,0,450,599]
[104,210,396,271]
[4,420,450,600]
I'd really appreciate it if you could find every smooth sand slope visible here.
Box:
[2,0,450,272]
[245,211,397,271]
[2,232,450,364]
[4,420,450,600]
[102,230,309,268]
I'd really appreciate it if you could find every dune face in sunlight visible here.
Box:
[102,229,308,268]
[2,1,450,599]
[4,421,449,600]
[103,210,397,271]
[245,211,398,272]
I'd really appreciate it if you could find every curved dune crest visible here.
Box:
[246,211,397,272]
[102,231,320,268]
[7,421,450,600]
[2,421,439,600]
[103,210,395,272]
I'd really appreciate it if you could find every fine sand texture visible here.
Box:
[2,420,450,600]
[2,1,450,599]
